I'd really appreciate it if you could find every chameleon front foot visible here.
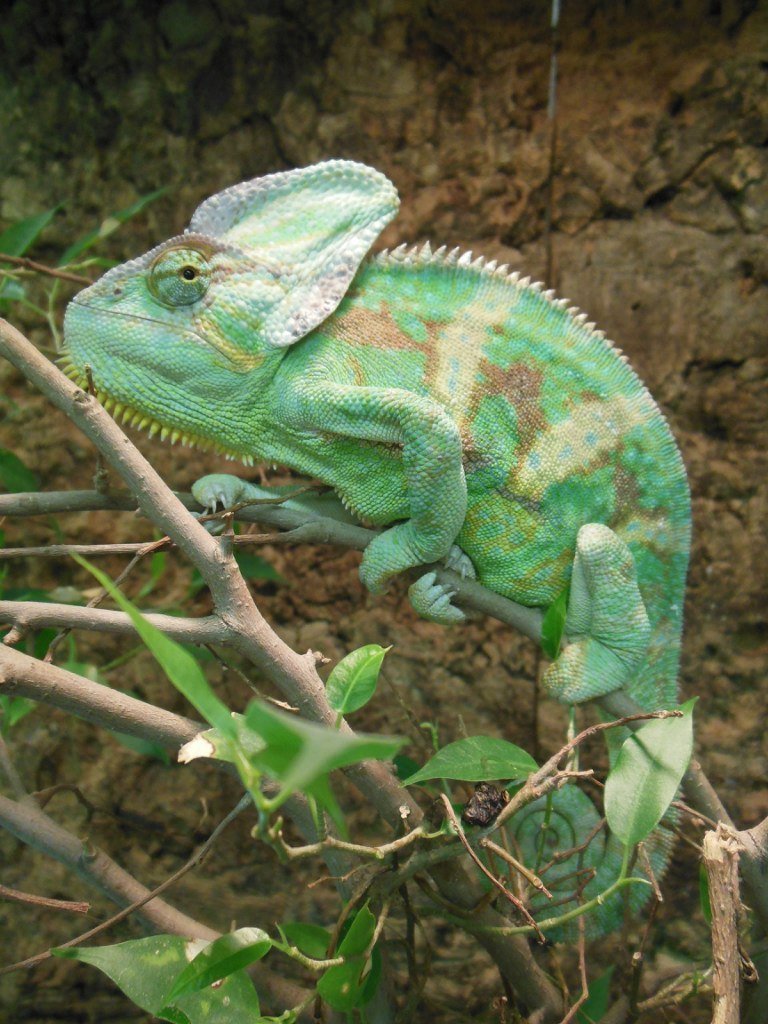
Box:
[542,523,651,704]
[191,473,255,511]
[408,572,466,625]
[407,545,476,624]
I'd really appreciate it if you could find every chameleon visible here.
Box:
[62,160,691,933]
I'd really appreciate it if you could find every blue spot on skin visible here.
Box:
[585,431,598,447]
[560,444,574,460]
[527,452,541,470]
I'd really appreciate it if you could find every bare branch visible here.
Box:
[0,253,91,285]
[0,884,89,915]
[703,825,743,1024]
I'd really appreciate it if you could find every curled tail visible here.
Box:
[509,786,675,940]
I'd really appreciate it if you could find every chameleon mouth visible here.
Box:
[57,353,255,465]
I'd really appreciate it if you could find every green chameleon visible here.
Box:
[63,160,690,933]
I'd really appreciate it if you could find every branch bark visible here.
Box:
[703,824,743,1024]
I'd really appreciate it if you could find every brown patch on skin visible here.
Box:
[348,354,367,387]
[614,463,641,519]
[329,306,425,351]
[475,361,548,445]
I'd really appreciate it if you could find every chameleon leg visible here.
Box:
[542,523,651,704]
[279,380,468,604]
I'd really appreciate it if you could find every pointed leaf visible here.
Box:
[605,700,696,846]
[165,927,272,1002]
[541,585,569,659]
[281,922,331,959]
[576,966,614,1023]
[0,449,39,492]
[0,207,60,256]
[53,934,260,1022]
[242,700,402,806]
[73,556,235,737]
[317,906,378,1012]
[58,188,167,265]
[402,736,537,785]
[326,644,390,715]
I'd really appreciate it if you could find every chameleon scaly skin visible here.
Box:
[62,161,691,933]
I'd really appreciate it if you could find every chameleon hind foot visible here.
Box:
[542,523,651,704]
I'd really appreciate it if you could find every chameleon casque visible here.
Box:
[63,160,691,933]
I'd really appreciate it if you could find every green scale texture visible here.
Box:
[63,160,691,936]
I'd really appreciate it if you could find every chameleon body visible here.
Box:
[63,161,691,933]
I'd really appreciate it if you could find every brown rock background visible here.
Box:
[0,1,766,1020]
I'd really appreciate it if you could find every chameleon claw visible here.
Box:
[408,571,466,625]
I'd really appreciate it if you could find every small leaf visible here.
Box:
[326,644,390,715]
[234,550,283,582]
[242,701,402,807]
[111,731,171,764]
[165,927,272,1002]
[53,934,261,1023]
[576,966,614,1023]
[0,207,60,257]
[73,556,235,738]
[136,551,168,599]
[541,585,569,659]
[317,906,377,1012]
[605,699,696,846]
[58,188,167,265]
[281,922,330,959]
[0,448,39,492]
[402,736,538,785]
[0,695,36,734]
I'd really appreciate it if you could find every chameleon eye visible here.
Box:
[149,246,211,307]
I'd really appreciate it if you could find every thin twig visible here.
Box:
[0,884,89,915]
[439,793,546,943]
[0,254,91,285]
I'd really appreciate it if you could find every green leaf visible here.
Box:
[242,700,402,808]
[0,449,39,492]
[110,731,171,764]
[317,906,377,1012]
[165,927,272,1003]
[53,934,261,1023]
[0,207,60,257]
[73,556,235,738]
[326,644,390,716]
[234,550,284,582]
[0,695,36,735]
[605,699,696,846]
[541,585,569,659]
[576,966,614,1023]
[0,278,26,305]
[136,551,168,599]
[58,188,167,265]
[699,863,712,926]
[402,736,538,785]
[393,754,421,781]
[281,922,331,959]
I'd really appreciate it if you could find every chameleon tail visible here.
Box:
[509,787,675,940]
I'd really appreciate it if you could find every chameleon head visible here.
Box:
[63,233,290,453]
[62,159,400,455]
